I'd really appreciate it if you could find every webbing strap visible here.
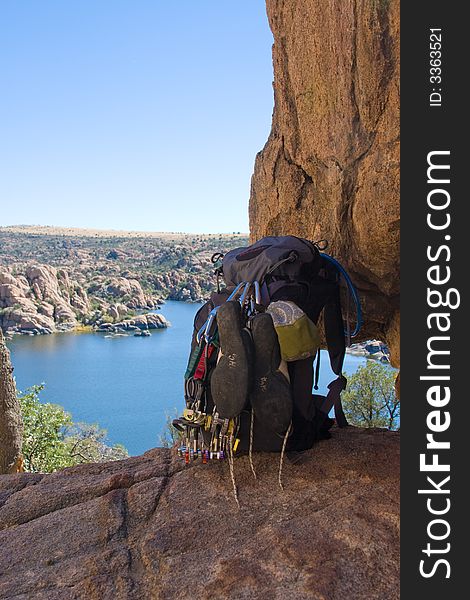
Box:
[194,344,216,380]
[320,375,348,428]
[313,349,321,390]
[184,344,204,380]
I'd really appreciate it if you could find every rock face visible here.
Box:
[0,265,86,334]
[250,0,399,365]
[0,428,399,599]
[105,277,156,310]
[0,265,170,335]
[152,269,213,303]
[0,330,23,474]
[96,313,170,334]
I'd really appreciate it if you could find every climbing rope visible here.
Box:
[227,438,240,509]
[248,409,257,480]
[320,252,363,337]
[278,422,292,491]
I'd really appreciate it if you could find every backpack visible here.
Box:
[173,235,362,470]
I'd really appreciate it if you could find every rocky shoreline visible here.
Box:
[347,340,390,363]
[1,263,393,360]
[95,313,170,335]
[0,229,248,336]
[1,263,393,356]
[0,265,170,337]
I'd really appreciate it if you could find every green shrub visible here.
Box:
[342,362,399,430]
[19,385,128,473]
[159,408,183,448]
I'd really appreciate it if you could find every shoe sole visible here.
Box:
[250,312,292,435]
[210,301,252,419]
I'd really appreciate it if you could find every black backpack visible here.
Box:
[173,235,362,466]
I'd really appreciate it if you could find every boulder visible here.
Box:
[106,303,129,321]
[131,313,170,330]
[107,305,120,321]
[5,311,55,333]
[106,278,154,309]
[38,301,55,318]
[26,264,66,304]
[95,313,169,332]
[70,288,90,314]
[0,272,18,287]
[0,265,90,334]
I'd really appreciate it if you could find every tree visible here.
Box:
[342,362,399,430]
[64,422,128,464]
[20,385,73,472]
[19,385,128,473]
[0,329,24,474]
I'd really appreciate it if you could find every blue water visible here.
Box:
[6,301,367,455]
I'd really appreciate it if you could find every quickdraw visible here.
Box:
[176,412,240,463]
[175,280,263,466]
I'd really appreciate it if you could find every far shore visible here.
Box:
[0,225,248,239]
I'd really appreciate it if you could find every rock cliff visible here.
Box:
[0,265,166,335]
[250,0,400,364]
[0,427,399,599]
[0,265,87,334]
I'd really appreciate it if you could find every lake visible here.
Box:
[6,301,368,455]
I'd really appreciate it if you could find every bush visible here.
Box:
[159,408,183,448]
[342,362,399,430]
[19,385,128,473]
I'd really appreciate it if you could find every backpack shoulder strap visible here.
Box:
[317,252,364,428]
[320,375,348,428]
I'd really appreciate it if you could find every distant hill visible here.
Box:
[1,225,247,239]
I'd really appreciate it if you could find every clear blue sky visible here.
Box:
[0,1,274,233]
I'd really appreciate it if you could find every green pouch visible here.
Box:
[267,301,320,362]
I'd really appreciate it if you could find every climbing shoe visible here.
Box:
[249,312,292,438]
[210,301,253,419]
